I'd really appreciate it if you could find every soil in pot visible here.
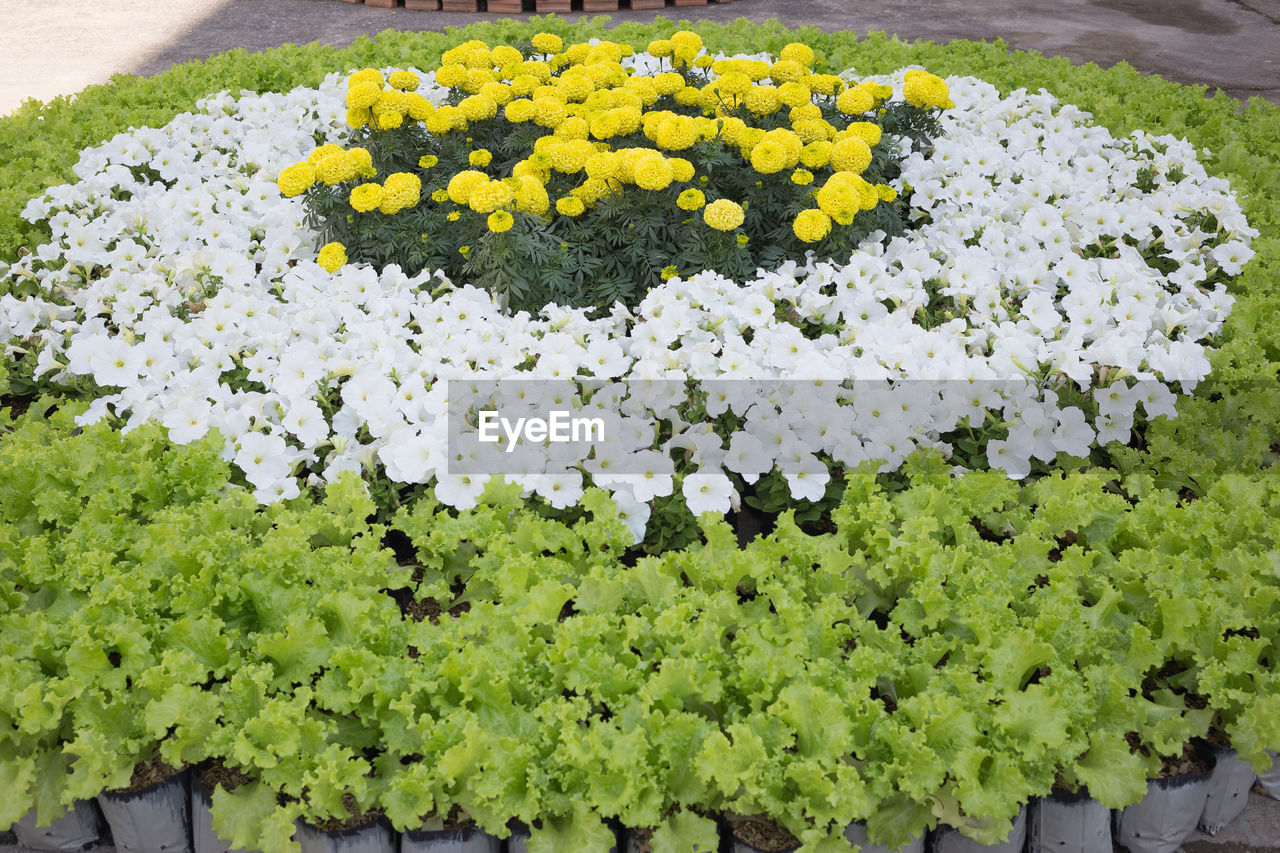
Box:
[1026,786,1109,853]
[1115,742,1215,853]
[724,813,800,853]
[96,761,193,853]
[191,763,259,853]
[1198,743,1257,835]
[932,804,1027,853]
[843,820,924,853]
[12,799,102,851]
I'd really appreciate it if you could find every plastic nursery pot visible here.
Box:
[1026,787,1109,853]
[398,824,500,853]
[931,804,1028,853]
[1198,744,1257,836]
[12,800,102,851]
[1114,752,1214,853]
[843,820,924,853]
[622,826,717,853]
[295,817,396,853]
[96,768,194,853]
[1258,750,1280,799]
[191,778,260,853]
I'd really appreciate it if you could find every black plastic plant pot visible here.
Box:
[1114,766,1213,853]
[1258,750,1280,800]
[842,820,924,853]
[1026,788,1109,853]
[505,819,531,853]
[12,800,102,851]
[398,825,500,853]
[96,769,194,853]
[730,839,800,853]
[190,778,260,853]
[295,818,396,853]
[1198,745,1257,836]
[931,804,1027,853]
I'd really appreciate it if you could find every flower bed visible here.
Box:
[1,15,1279,853]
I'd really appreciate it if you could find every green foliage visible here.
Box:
[1,13,1279,853]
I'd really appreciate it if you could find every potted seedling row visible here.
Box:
[11,800,103,851]
[1027,788,1110,853]
[932,805,1027,853]
[1113,743,1215,853]
[1197,742,1257,835]
[96,766,193,853]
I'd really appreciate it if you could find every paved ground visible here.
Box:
[1,1,1279,851]
[2,0,1279,116]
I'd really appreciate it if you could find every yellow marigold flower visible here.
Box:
[648,39,674,59]
[656,115,698,150]
[467,179,514,214]
[791,168,814,186]
[531,32,563,55]
[469,149,493,167]
[613,105,643,135]
[487,210,515,233]
[750,139,789,175]
[584,152,619,180]
[556,115,591,140]
[668,158,695,182]
[800,140,833,168]
[743,85,782,116]
[436,64,469,89]
[717,116,748,144]
[792,118,833,144]
[653,72,685,96]
[779,42,816,68]
[876,183,897,202]
[903,69,953,109]
[307,144,343,165]
[276,162,316,197]
[491,45,523,66]
[405,94,435,121]
[349,183,384,213]
[346,107,371,129]
[836,86,875,115]
[703,198,744,231]
[673,86,702,107]
[479,82,513,107]
[513,176,550,215]
[520,60,553,82]
[676,188,705,210]
[769,59,805,84]
[317,242,347,273]
[448,212,461,222]
[510,75,539,97]
[633,153,674,191]
[659,265,678,281]
[670,30,703,52]
[348,147,375,179]
[857,181,879,210]
[381,172,423,215]
[378,111,404,131]
[815,178,857,223]
[793,209,832,242]
[588,110,622,140]
[564,42,591,63]
[556,196,586,217]
[350,68,385,88]
[830,137,873,173]
[777,81,811,108]
[431,189,450,203]
[575,177,613,204]
[810,74,842,96]
[389,70,420,91]
[347,80,382,109]
[838,122,882,148]
[459,95,498,121]
[447,170,488,205]
[418,154,439,170]
[533,98,568,129]
[505,98,537,123]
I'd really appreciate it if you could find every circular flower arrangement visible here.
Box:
[0,32,1256,544]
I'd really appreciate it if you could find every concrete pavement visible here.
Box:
[2,0,1279,116]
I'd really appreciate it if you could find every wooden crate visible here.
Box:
[441,0,480,9]
[365,0,400,6]
[535,0,573,10]
[487,0,525,10]
[404,0,439,8]
[582,0,621,9]
[673,0,707,5]
[629,0,667,8]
